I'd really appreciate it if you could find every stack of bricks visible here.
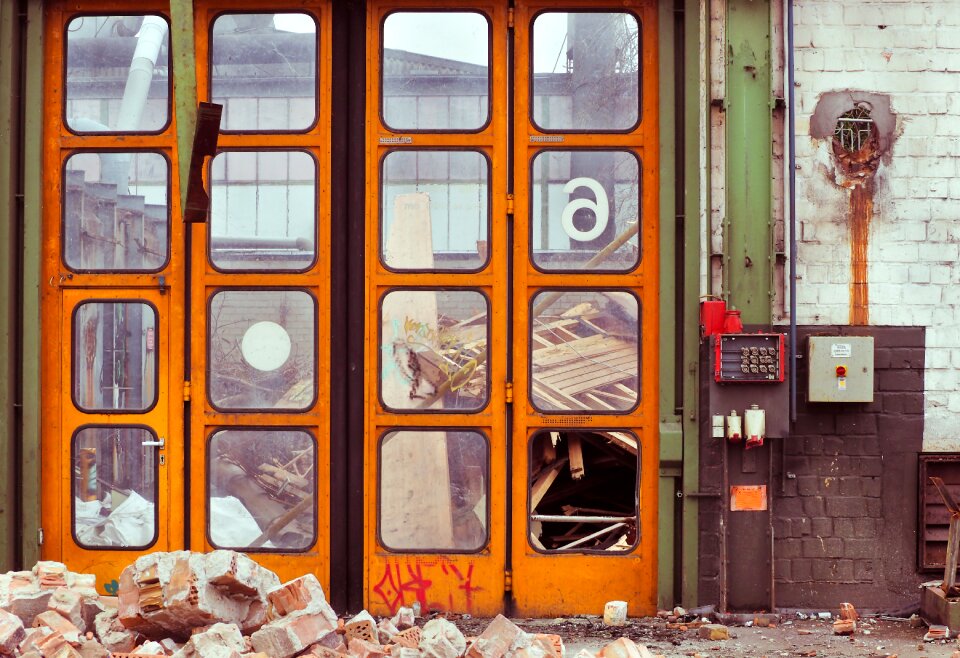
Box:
[0,551,659,658]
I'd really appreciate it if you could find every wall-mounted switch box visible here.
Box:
[808,336,874,402]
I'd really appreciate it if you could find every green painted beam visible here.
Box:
[0,0,20,572]
[725,0,772,324]
[657,0,681,611]
[21,0,43,568]
[170,0,198,213]
[680,0,703,607]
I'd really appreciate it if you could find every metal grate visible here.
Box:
[834,107,874,152]
[919,455,960,571]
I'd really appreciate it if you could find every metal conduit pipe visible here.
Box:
[116,15,168,132]
[788,0,798,422]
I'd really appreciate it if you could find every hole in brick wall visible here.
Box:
[831,105,881,180]
[833,106,874,153]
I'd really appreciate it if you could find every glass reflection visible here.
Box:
[382,12,489,130]
[532,12,640,131]
[532,151,640,271]
[209,429,316,551]
[380,430,488,551]
[66,15,170,132]
[381,151,488,270]
[210,151,317,271]
[64,152,168,271]
[212,13,318,132]
[530,290,639,412]
[74,302,158,411]
[74,427,157,548]
[381,290,489,411]
[208,290,316,410]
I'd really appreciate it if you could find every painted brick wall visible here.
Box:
[792,0,960,449]
[698,326,925,609]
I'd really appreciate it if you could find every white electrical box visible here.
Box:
[807,336,874,402]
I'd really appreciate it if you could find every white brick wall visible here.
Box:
[793,0,960,448]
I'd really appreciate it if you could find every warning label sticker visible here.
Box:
[730,485,768,512]
[831,343,852,358]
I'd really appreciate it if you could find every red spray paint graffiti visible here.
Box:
[373,559,482,615]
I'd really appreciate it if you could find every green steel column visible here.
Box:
[657,0,681,610]
[680,0,704,607]
[171,0,198,211]
[725,0,772,324]
[0,0,20,571]
[21,0,43,568]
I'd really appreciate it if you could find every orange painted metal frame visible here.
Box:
[41,1,185,589]
[365,0,658,616]
[189,0,333,587]
[41,0,333,591]
[511,0,659,616]
[364,0,510,616]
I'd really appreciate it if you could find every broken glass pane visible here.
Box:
[528,430,639,552]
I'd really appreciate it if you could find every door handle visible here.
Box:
[142,437,165,449]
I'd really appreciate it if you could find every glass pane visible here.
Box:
[380,430,488,551]
[66,15,169,132]
[529,430,638,552]
[381,151,488,270]
[212,13,318,132]
[210,151,317,271]
[530,290,639,412]
[532,151,640,271]
[73,426,157,548]
[208,290,316,411]
[381,290,488,411]
[74,302,158,412]
[64,152,169,271]
[532,12,640,131]
[382,12,489,131]
[208,429,316,551]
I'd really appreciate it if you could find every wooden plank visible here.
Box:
[531,458,567,510]
[538,353,638,392]
[568,434,584,481]
[599,431,639,455]
[945,515,960,593]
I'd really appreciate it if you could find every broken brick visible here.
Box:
[419,618,466,658]
[93,609,138,654]
[697,625,729,642]
[465,615,525,658]
[598,637,655,658]
[832,619,855,636]
[838,602,858,621]
[392,627,422,649]
[33,610,82,645]
[250,609,338,658]
[48,588,85,632]
[0,607,26,655]
[349,637,388,658]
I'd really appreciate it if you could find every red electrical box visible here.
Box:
[714,333,785,383]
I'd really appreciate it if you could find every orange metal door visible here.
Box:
[510,1,659,616]
[364,0,658,616]
[186,0,333,587]
[41,3,186,591]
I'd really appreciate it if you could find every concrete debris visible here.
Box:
[419,619,466,658]
[832,619,855,636]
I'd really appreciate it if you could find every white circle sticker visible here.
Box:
[241,321,292,372]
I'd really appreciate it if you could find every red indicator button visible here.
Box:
[836,365,847,377]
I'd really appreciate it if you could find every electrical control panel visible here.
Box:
[714,333,785,383]
[808,336,874,402]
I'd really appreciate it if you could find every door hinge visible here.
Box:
[505,381,514,404]
[506,194,514,215]
[183,381,191,402]
[38,527,43,546]
[507,7,514,29]
[504,569,513,592]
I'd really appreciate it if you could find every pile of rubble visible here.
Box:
[0,551,658,658]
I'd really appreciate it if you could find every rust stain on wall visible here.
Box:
[831,120,881,326]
